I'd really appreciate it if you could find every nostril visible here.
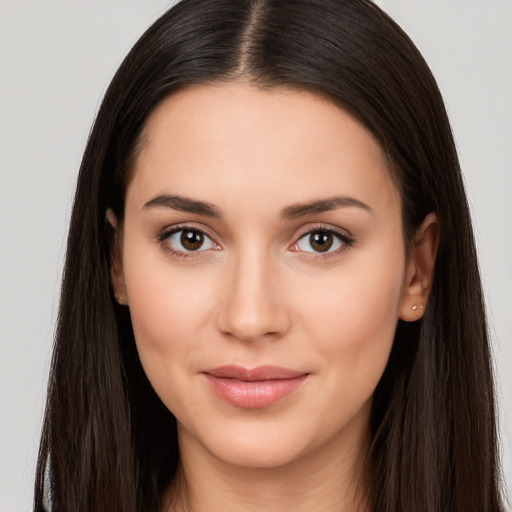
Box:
[216,295,291,342]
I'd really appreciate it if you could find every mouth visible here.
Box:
[202,365,310,409]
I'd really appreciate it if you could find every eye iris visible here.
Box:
[181,230,204,250]
[310,231,333,252]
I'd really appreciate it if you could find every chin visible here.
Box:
[210,437,309,470]
[178,416,315,470]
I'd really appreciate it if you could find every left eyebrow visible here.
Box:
[280,196,373,220]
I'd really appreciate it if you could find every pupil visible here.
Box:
[311,232,333,252]
[181,230,203,250]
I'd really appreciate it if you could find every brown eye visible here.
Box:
[180,230,204,251]
[162,228,218,254]
[295,229,348,254]
[309,231,334,252]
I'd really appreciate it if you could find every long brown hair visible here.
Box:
[34,1,504,510]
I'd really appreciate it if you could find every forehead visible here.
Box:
[127,82,399,216]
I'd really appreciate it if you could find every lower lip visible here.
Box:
[204,374,308,409]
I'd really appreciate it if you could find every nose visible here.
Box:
[216,251,291,342]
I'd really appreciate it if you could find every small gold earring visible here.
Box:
[412,305,418,311]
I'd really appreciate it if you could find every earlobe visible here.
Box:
[399,212,439,322]
[106,208,118,230]
[106,208,128,306]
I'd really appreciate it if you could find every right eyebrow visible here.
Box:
[142,194,222,218]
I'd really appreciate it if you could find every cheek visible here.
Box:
[123,262,221,418]
[297,247,406,381]
[128,273,201,349]
[121,241,217,383]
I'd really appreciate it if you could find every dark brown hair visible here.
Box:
[34,1,504,511]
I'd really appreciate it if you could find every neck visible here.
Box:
[164,422,370,512]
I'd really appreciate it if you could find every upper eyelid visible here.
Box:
[158,222,218,240]
[292,223,353,241]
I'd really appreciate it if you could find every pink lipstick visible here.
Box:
[202,365,309,408]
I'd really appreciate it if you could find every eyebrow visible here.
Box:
[142,194,372,220]
[280,196,373,219]
[143,194,222,218]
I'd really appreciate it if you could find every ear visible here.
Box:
[106,208,128,306]
[399,212,439,322]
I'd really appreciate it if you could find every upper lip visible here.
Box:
[203,365,308,381]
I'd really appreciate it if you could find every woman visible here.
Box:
[34,0,504,510]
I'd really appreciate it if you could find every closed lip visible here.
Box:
[201,365,310,408]
[202,365,308,381]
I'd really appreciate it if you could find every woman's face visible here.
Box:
[113,83,428,469]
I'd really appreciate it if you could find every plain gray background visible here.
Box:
[0,1,511,510]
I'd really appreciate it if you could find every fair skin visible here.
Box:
[109,82,438,512]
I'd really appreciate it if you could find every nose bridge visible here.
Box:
[217,244,289,341]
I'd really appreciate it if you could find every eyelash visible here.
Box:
[292,225,355,258]
[156,224,355,259]
[156,224,219,259]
